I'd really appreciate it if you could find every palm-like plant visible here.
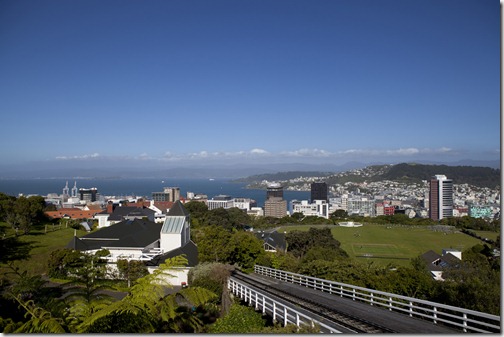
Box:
[77,255,217,333]
[10,296,66,333]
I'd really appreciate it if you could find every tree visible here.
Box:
[183,201,208,225]
[116,259,149,287]
[207,302,267,333]
[2,196,46,235]
[76,256,217,333]
[8,296,67,333]
[204,208,232,230]
[226,207,251,229]
[226,231,264,272]
[432,244,500,315]
[195,225,232,263]
[286,227,347,259]
[330,209,348,220]
[290,212,304,222]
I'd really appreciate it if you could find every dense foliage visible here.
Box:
[0,192,500,333]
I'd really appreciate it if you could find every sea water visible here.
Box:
[0,178,310,208]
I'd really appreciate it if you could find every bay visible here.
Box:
[0,178,310,208]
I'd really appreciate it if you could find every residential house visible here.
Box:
[420,249,461,281]
[95,202,156,228]
[255,231,287,253]
[66,200,197,286]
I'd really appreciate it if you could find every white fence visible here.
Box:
[254,265,501,333]
[228,277,345,333]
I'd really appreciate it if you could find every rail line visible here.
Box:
[231,271,394,333]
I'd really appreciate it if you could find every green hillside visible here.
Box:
[279,224,485,267]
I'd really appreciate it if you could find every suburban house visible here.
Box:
[95,202,156,228]
[66,200,197,286]
[420,249,462,281]
[255,230,287,253]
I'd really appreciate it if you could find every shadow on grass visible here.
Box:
[0,236,34,263]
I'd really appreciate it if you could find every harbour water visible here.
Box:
[0,178,310,208]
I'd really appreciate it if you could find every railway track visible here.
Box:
[231,271,396,333]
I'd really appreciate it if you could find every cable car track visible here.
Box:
[231,271,395,333]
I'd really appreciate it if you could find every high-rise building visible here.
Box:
[429,175,453,221]
[310,181,328,202]
[264,183,287,218]
[266,183,284,199]
[152,187,180,202]
[79,188,98,202]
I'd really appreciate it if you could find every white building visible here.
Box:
[67,201,197,286]
[290,199,330,219]
[233,198,257,211]
[207,195,234,210]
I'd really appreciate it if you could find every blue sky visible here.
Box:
[0,0,500,173]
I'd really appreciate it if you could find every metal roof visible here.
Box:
[161,216,186,234]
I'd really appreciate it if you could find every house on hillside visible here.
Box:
[66,200,197,286]
[94,202,156,228]
[255,231,287,253]
[420,249,462,281]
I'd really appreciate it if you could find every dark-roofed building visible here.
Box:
[420,249,461,281]
[95,204,156,228]
[66,200,197,286]
[255,230,287,253]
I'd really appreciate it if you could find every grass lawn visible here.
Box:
[471,230,499,242]
[278,224,484,267]
[1,221,87,277]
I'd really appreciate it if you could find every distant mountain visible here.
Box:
[233,171,334,184]
[0,158,499,180]
[380,163,500,188]
[237,162,501,189]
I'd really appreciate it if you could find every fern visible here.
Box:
[11,296,66,333]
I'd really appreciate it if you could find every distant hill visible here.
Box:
[233,171,334,184]
[381,163,500,188]
[237,163,501,189]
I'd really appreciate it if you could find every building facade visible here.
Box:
[79,188,98,202]
[207,195,234,210]
[264,183,287,218]
[152,187,180,202]
[429,175,453,221]
[310,181,328,202]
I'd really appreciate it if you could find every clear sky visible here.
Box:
[0,0,500,173]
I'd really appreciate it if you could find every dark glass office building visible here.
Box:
[310,182,328,202]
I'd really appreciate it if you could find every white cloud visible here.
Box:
[56,153,101,160]
[281,148,331,157]
[250,148,269,155]
[54,146,458,164]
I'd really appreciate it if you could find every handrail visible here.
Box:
[254,265,500,333]
[228,277,344,333]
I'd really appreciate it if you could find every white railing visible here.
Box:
[228,277,345,333]
[254,265,501,333]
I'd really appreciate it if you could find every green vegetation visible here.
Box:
[232,170,333,184]
[0,222,85,277]
[1,192,500,332]
[235,162,500,189]
[280,224,483,267]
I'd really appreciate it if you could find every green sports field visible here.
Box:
[278,224,488,267]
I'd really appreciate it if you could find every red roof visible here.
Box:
[45,209,99,219]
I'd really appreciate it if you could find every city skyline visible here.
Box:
[0,0,500,176]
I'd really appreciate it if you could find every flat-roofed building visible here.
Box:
[207,195,234,210]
